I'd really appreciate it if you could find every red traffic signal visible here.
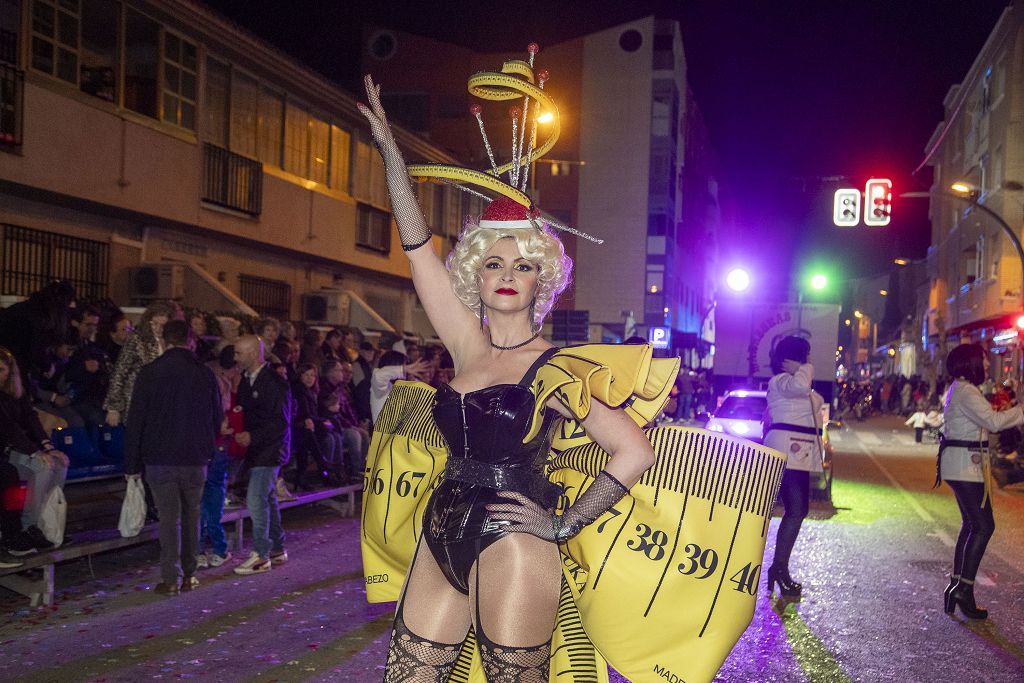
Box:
[864,178,892,227]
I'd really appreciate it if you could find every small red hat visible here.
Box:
[479,196,541,229]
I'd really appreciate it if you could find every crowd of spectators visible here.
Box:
[0,281,446,575]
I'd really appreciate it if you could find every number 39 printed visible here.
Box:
[623,523,763,596]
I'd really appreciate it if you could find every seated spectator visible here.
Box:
[320,359,370,481]
[291,364,344,488]
[97,310,133,366]
[256,318,281,351]
[189,311,215,364]
[69,305,101,351]
[279,321,298,343]
[32,331,82,427]
[272,339,300,381]
[0,347,69,556]
[350,341,376,422]
[370,351,430,423]
[61,344,110,439]
[321,329,346,363]
[299,328,325,367]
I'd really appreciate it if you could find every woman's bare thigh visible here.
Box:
[469,533,562,646]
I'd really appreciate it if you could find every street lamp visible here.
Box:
[726,268,751,292]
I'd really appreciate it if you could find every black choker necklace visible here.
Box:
[489,330,540,351]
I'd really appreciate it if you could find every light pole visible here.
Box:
[725,268,755,382]
[796,272,828,331]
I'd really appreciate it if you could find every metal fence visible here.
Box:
[1,224,109,300]
[202,143,263,216]
[1,62,24,150]
[238,274,291,320]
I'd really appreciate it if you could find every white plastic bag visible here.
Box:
[118,477,147,538]
[38,487,67,547]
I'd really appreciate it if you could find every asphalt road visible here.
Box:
[1,416,1023,682]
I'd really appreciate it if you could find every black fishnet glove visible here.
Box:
[485,471,629,542]
[356,74,432,251]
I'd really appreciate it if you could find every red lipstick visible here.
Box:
[495,288,518,295]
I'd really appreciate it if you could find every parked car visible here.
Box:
[704,389,836,502]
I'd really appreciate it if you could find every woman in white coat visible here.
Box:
[939,343,1023,619]
[763,336,823,598]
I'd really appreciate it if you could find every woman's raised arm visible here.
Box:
[357,75,478,354]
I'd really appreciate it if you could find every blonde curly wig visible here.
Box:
[446,219,573,328]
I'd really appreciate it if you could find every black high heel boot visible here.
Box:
[767,565,802,598]
[943,574,959,614]
[948,578,988,619]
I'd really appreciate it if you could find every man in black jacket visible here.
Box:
[232,335,292,575]
[125,320,222,595]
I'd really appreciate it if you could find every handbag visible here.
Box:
[118,477,147,537]
[38,486,67,547]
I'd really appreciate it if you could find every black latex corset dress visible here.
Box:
[423,356,561,594]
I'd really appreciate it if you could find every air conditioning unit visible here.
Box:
[302,290,350,325]
[129,264,185,300]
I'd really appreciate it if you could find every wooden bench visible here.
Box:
[0,483,361,607]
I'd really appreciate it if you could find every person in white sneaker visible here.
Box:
[233,336,291,576]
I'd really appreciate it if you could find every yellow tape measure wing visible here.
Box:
[550,427,787,683]
[527,343,674,443]
[361,381,449,603]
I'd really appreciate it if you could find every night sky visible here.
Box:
[205,0,1009,295]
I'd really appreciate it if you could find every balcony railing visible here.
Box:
[0,63,24,151]
[202,143,263,216]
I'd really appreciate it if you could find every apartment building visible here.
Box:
[0,0,476,336]
[923,1,1024,383]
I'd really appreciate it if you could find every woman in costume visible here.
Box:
[939,343,1023,619]
[358,73,655,681]
[762,336,823,598]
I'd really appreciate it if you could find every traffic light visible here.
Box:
[833,188,860,227]
[864,178,892,227]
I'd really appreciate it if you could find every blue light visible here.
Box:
[648,326,671,349]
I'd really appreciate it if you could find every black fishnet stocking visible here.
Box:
[384,605,461,683]
[477,637,551,683]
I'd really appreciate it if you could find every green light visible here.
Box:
[810,274,828,290]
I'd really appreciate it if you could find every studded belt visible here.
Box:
[444,457,561,509]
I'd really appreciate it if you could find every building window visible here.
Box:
[203,56,229,147]
[357,203,391,253]
[239,274,290,320]
[229,70,258,159]
[124,8,158,119]
[31,0,79,84]
[0,0,18,66]
[0,62,23,149]
[309,115,329,184]
[283,101,309,177]
[257,85,284,167]
[161,31,196,129]
[78,0,117,101]
[1,223,109,300]
[329,123,350,191]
